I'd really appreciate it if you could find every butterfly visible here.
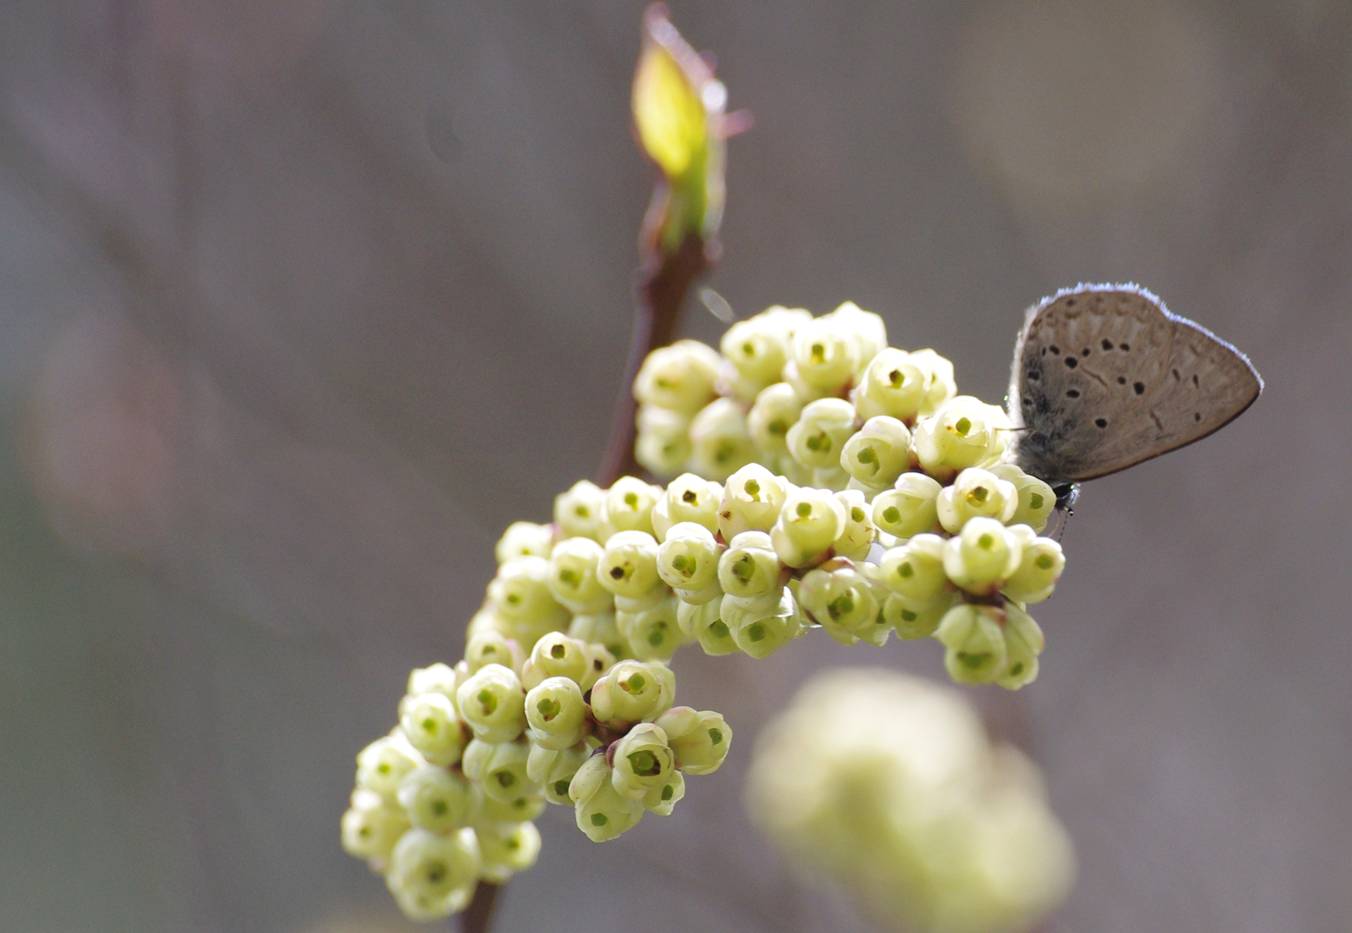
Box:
[1007,283,1263,509]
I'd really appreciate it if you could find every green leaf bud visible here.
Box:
[342,788,410,863]
[935,602,1009,684]
[786,398,858,470]
[871,472,943,539]
[601,476,662,538]
[747,382,805,457]
[943,517,1023,596]
[525,676,588,750]
[527,742,591,804]
[1002,534,1065,604]
[398,691,468,767]
[676,598,739,656]
[476,821,542,883]
[455,663,526,743]
[633,340,722,415]
[832,490,877,560]
[936,467,1019,533]
[589,659,677,727]
[610,722,677,799]
[643,768,686,816]
[689,397,756,481]
[840,415,912,488]
[554,479,608,540]
[654,706,732,775]
[717,530,782,598]
[718,462,789,539]
[656,521,721,593]
[989,463,1057,533]
[771,486,848,567]
[494,521,554,564]
[546,537,613,615]
[356,733,424,800]
[520,632,591,691]
[398,765,479,833]
[616,592,685,661]
[597,530,662,599]
[651,473,723,540]
[569,754,646,843]
[911,395,1011,481]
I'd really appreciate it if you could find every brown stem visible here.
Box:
[458,231,709,933]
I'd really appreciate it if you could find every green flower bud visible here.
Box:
[989,463,1057,533]
[1002,534,1065,604]
[455,664,526,743]
[880,590,956,640]
[717,530,782,598]
[718,463,789,539]
[616,593,685,661]
[569,754,646,843]
[797,563,884,647]
[525,676,588,750]
[999,602,1045,690]
[468,740,539,805]
[730,590,805,658]
[871,471,943,539]
[398,765,479,832]
[651,473,722,540]
[935,602,1008,684]
[840,416,912,488]
[823,301,887,372]
[853,348,927,422]
[597,530,662,599]
[398,691,468,767]
[943,517,1023,596]
[633,339,722,415]
[676,598,738,656]
[464,629,523,675]
[520,632,591,691]
[911,395,1011,481]
[656,521,721,593]
[477,790,546,824]
[546,537,613,615]
[567,613,629,662]
[689,397,756,481]
[878,533,950,602]
[786,398,858,470]
[643,768,686,816]
[494,521,554,564]
[601,476,662,537]
[527,742,590,804]
[356,733,424,800]
[610,722,676,799]
[720,312,795,395]
[908,347,958,413]
[936,467,1019,534]
[554,479,607,540]
[789,318,858,394]
[487,556,568,634]
[772,486,848,567]
[654,706,732,775]
[341,789,410,862]
[832,490,877,560]
[589,659,676,727]
[476,821,542,883]
[385,828,480,916]
[747,382,805,457]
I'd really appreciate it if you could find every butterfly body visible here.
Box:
[1009,284,1262,485]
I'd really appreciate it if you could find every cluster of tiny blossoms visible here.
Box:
[747,669,1074,933]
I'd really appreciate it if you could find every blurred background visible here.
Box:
[3,1,1349,930]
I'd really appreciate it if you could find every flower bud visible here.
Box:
[525,676,588,750]
[840,416,912,489]
[935,603,1008,684]
[989,463,1057,533]
[1002,535,1065,604]
[688,397,756,480]
[999,602,1045,690]
[635,425,692,478]
[634,339,722,414]
[676,598,738,656]
[943,518,1023,595]
[528,742,591,804]
[579,642,618,692]
[721,311,797,394]
[455,664,526,743]
[871,472,942,538]
[908,348,958,413]
[385,828,480,917]
[616,593,685,661]
[597,530,662,600]
[399,691,468,767]
[878,534,949,601]
[567,613,628,662]
[789,317,858,394]
[935,467,1019,533]
[730,590,805,658]
[405,662,461,704]
[717,530,782,598]
[718,463,789,538]
[464,629,523,675]
[853,348,927,422]
[589,660,676,727]
[477,741,540,804]
[911,395,1011,481]
[398,765,479,832]
[797,563,884,647]
[772,486,847,567]
[476,821,542,883]
[494,521,554,564]
[823,301,887,371]
[546,537,613,615]
[880,590,956,640]
[601,476,662,537]
[651,473,722,539]
[747,382,805,457]
[554,479,607,540]
[610,722,676,799]
[787,398,857,470]
[341,789,410,862]
[832,490,877,560]
[487,557,568,635]
[520,632,590,691]
[569,754,646,842]
[478,790,546,824]
[644,768,686,816]
[356,733,424,799]
[656,521,721,593]
[654,707,732,775]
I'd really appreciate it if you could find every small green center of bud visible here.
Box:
[536,698,561,721]
[590,813,609,827]
[900,609,918,622]
[671,554,695,576]
[422,717,438,734]
[827,593,855,620]
[505,593,521,606]
[850,507,866,522]
[661,784,675,801]
[796,502,812,518]
[681,490,698,504]
[477,689,498,715]
[495,771,516,788]
[708,619,730,639]
[708,727,724,745]
[746,622,767,642]
[1008,662,1025,676]
[968,485,989,504]
[888,369,904,389]
[731,555,756,583]
[550,643,567,659]
[554,780,570,796]
[954,417,972,436]
[744,478,761,498]
[741,341,755,357]
[805,432,829,452]
[425,861,446,884]
[646,627,666,647]
[1035,554,1055,571]
[882,506,901,524]
[559,568,579,586]
[976,533,995,550]
[957,651,991,670]
[857,446,877,466]
[769,418,788,435]
[432,800,448,816]
[1029,493,1045,510]
[624,491,639,508]
[628,750,662,777]
[898,562,914,578]
[609,565,627,580]
[810,342,826,364]
[574,505,590,518]
[622,673,647,694]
